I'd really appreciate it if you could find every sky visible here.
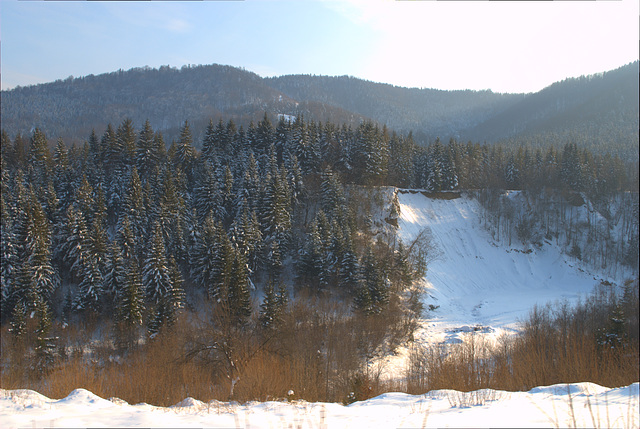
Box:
[0,0,638,94]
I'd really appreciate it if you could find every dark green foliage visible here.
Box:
[259,280,288,330]
[119,259,144,325]
[0,108,636,362]
[143,223,172,305]
[9,301,27,339]
[354,249,389,315]
[33,299,57,375]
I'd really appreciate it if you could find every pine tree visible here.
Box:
[9,301,27,340]
[73,248,103,313]
[121,168,146,259]
[227,251,251,326]
[393,242,414,291]
[103,241,127,304]
[321,168,346,219]
[136,119,157,178]
[29,128,51,186]
[143,223,172,305]
[33,298,56,376]
[116,258,144,347]
[297,216,323,287]
[259,279,288,330]
[354,249,389,315]
[338,238,360,294]
[261,166,292,253]
[230,204,263,273]
[74,176,95,224]
[116,216,137,262]
[1,197,18,320]
[210,228,236,301]
[194,163,226,223]
[103,123,122,177]
[117,118,137,167]
[12,188,58,311]
[190,216,220,292]
[174,120,195,173]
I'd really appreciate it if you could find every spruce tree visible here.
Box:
[116,258,144,347]
[103,241,127,304]
[136,119,157,178]
[33,298,56,376]
[143,223,172,305]
[259,279,287,330]
[354,249,389,315]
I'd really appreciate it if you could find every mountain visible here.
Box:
[266,74,522,140]
[1,62,637,157]
[465,62,639,157]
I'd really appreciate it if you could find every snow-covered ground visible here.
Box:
[2,383,638,428]
[399,191,612,343]
[377,190,625,377]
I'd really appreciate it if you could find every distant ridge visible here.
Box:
[2,61,637,157]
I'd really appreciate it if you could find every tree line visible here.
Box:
[0,114,637,375]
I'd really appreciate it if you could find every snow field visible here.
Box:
[397,191,608,343]
[375,191,620,378]
[2,383,637,428]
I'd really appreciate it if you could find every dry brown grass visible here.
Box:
[3,283,636,406]
[407,298,639,396]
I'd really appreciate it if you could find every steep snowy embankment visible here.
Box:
[396,191,611,345]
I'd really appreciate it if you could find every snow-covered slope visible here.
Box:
[396,191,615,345]
[2,383,637,428]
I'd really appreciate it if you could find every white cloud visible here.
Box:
[167,18,191,34]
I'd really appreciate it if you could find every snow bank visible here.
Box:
[2,383,637,428]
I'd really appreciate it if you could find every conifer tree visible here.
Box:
[259,279,288,330]
[261,166,292,253]
[33,298,56,375]
[136,119,157,178]
[146,257,184,335]
[29,128,51,186]
[321,168,346,219]
[117,118,137,167]
[73,248,103,313]
[190,216,220,292]
[354,249,389,315]
[8,301,27,339]
[230,204,263,273]
[194,163,226,223]
[116,258,144,346]
[227,250,251,326]
[174,120,195,174]
[103,241,127,303]
[143,223,172,305]
[121,168,146,258]
[1,197,18,320]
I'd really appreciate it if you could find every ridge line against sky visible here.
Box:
[1,0,638,93]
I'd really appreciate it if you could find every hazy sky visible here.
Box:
[1,0,638,93]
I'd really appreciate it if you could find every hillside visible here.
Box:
[396,190,628,343]
[466,62,639,158]
[267,74,521,140]
[2,62,637,157]
[0,64,369,145]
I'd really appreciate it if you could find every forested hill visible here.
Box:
[1,62,638,158]
[466,62,640,158]
[266,75,522,141]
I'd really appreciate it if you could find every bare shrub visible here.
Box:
[407,283,639,395]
